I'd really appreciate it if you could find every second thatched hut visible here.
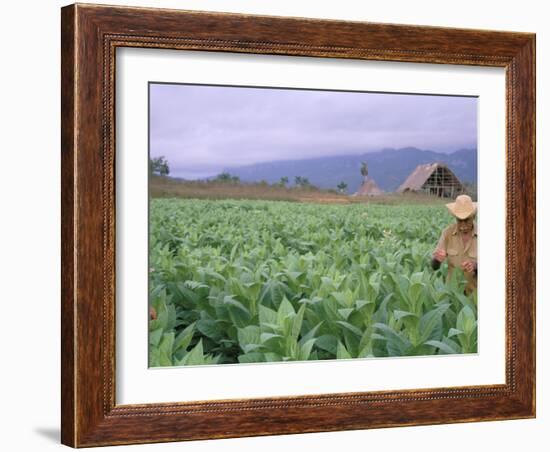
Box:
[353,177,384,196]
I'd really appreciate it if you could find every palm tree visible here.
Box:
[337,181,348,193]
[360,162,369,178]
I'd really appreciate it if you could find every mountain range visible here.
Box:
[221,147,477,194]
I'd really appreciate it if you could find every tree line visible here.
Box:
[150,156,351,193]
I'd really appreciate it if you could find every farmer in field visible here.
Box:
[431,194,477,295]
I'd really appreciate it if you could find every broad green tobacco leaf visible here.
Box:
[196,319,224,341]
[394,310,416,321]
[338,308,354,320]
[316,334,338,355]
[299,339,317,360]
[259,305,278,328]
[237,325,261,350]
[418,303,450,343]
[149,328,163,347]
[277,297,296,335]
[174,322,196,353]
[457,306,477,336]
[158,332,175,366]
[336,321,363,338]
[425,339,461,355]
[299,322,323,346]
[177,340,205,366]
[336,341,352,359]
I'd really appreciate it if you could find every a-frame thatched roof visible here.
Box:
[397,163,465,198]
[353,177,383,196]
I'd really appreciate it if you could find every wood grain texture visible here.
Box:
[60,3,536,447]
[60,4,76,447]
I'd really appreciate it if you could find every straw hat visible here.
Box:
[446,194,477,219]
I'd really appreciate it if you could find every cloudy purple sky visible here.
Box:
[149,83,477,179]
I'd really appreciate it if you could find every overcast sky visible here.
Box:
[149,83,477,179]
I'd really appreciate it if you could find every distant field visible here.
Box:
[149,198,477,367]
[150,176,448,205]
[150,175,348,203]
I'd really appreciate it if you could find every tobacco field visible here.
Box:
[148,198,478,367]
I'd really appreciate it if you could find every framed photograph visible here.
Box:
[61,3,535,447]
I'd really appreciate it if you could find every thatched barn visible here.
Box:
[353,177,384,197]
[397,163,465,198]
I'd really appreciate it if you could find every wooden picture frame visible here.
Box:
[61,3,535,447]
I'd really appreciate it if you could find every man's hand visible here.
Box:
[461,260,477,273]
[432,248,447,263]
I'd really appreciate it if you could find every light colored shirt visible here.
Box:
[436,222,478,294]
